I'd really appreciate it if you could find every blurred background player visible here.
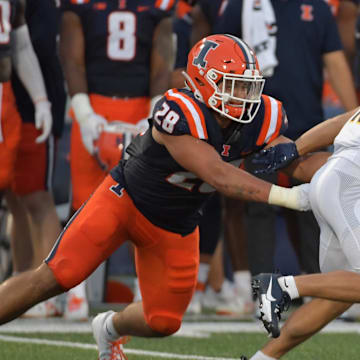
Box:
[215,0,358,298]
[3,0,69,319]
[0,0,55,310]
[59,0,174,305]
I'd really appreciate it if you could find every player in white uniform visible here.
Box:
[245,107,360,360]
[312,108,360,274]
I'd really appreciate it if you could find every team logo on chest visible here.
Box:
[300,4,314,21]
[221,144,231,157]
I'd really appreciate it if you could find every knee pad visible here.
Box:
[148,313,181,336]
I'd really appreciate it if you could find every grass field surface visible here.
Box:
[0,318,360,360]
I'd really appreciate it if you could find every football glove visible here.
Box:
[71,93,107,155]
[253,142,299,174]
[94,121,139,171]
[79,113,107,155]
[34,99,52,143]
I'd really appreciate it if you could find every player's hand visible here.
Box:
[268,183,311,211]
[136,118,149,133]
[79,112,107,155]
[253,142,299,174]
[34,99,52,143]
[293,183,311,211]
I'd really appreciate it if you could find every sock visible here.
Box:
[278,276,299,300]
[233,270,252,303]
[198,263,210,284]
[104,312,120,342]
[133,277,142,301]
[250,350,277,360]
[197,263,210,291]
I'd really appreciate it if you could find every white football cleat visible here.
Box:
[92,311,129,360]
[202,280,247,316]
[22,302,47,318]
[63,292,89,321]
[22,298,62,318]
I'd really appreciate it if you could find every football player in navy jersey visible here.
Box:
[59,0,174,213]
[0,35,321,359]
[59,0,175,310]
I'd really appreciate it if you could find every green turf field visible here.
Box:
[0,328,359,360]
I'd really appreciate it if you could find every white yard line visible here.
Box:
[0,334,239,360]
[0,319,360,335]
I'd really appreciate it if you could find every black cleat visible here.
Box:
[240,357,248,360]
[252,273,291,338]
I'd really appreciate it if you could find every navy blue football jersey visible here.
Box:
[111,88,287,235]
[60,0,174,97]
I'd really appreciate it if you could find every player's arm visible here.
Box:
[152,127,310,211]
[254,108,360,181]
[59,10,106,154]
[295,109,357,154]
[336,0,358,66]
[150,17,173,109]
[11,0,52,143]
[324,50,358,111]
[59,10,87,96]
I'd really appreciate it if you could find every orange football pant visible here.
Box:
[46,176,199,335]
[0,82,22,190]
[11,123,55,196]
[70,94,150,211]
